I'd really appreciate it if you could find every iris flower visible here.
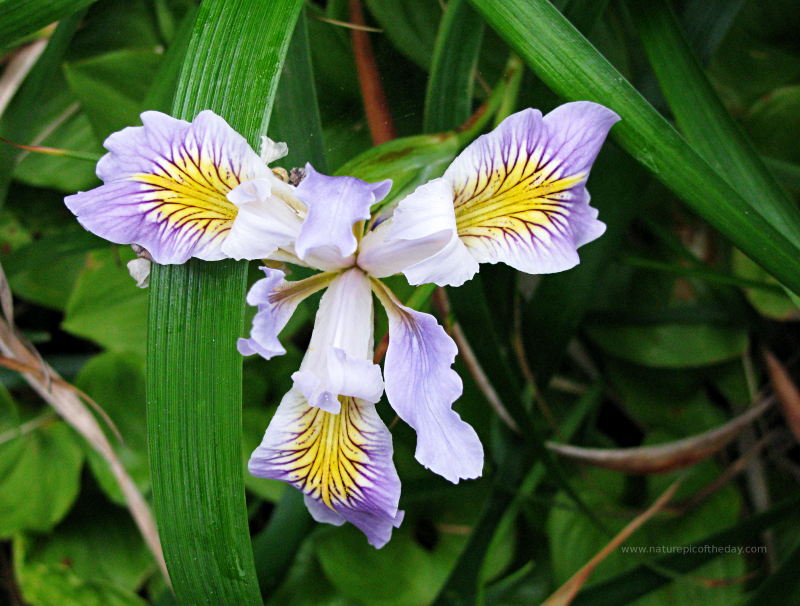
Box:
[63,101,618,548]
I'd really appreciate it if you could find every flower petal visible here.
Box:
[443,103,619,275]
[249,391,403,548]
[65,110,271,264]
[294,164,392,270]
[357,178,477,286]
[238,268,334,360]
[372,280,483,483]
[221,176,304,260]
[292,268,383,413]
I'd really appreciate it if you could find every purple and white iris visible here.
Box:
[65,101,618,548]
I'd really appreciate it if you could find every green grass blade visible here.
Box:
[468,0,800,296]
[0,0,96,49]
[423,0,484,133]
[629,0,800,248]
[270,8,326,171]
[146,1,303,604]
[248,10,323,598]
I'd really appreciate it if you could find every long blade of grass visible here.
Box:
[146,1,302,604]
[468,0,800,296]
[743,534,800,605]
[249,9,323,598]
[0,0,95,49]
[423,0,484,133]
[628,0,800,246]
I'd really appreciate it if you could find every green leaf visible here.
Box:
[572,495,800,605]
[732,249,800,321]
[586,323,748,368]
[15,499,153,593]
[62,248,148,356]
[628,0,800,250]
[0,419,83,537]
[744,84,800,165]
[146,1,304,604]
[316,525,466,606]
[0,0,96,50]
[14,533,149,606]
[467,0,800,296]
[423,0,484,133]
[334,132,460,206]
[64,49,163,138]
[75,352,149,503]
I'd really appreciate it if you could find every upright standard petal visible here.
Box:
[292,268,384,413]
[442,103,619,277]
[294,164,392,271]
[371,280,483,483]
[238,268,335,360]
[65,110,273,264]
[357,178,478,286]
[249,391,403,548]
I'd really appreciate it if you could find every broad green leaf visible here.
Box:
[16,500,153,593]
[62,248,148,356]
[0,0,96,50]
[743,534,800,606]
[586,323,748,368]
[64,49,163,139]
[744,84,800,165]
[732,249,800,321]
[3,227,103,310]
[146,1,304,604]
[0,420,83,537]
[423,0,484,133]
[467,0,800,296]
[335,132,460,206]
[75,352,149,503]
[14,533,148,606]
[316,525,467,606]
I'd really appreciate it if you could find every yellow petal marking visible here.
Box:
[131,141,241,240]
[280,396,375,510]
[453,143,585,244]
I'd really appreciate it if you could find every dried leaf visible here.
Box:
[764,350,800,442]
[546,399,771,474]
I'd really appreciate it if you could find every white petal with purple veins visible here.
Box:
[238,268,334,360]
[249,391,403,548]
[371,280,483,483]
[357,178,476,285]
[442,103,618,276]
[65,110,297,264]
[292,268,383,413]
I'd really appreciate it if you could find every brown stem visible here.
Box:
[349,0,396,144]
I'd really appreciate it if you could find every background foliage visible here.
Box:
[1,0,800,604]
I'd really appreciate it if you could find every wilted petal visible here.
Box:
[238,268,334,360]
[65,110,273,264]
[444,103,618,275]
[292,268,383,413]
[371,280,483,483]
[295,164,392,271]
[221,175,305,260]
[357,178,477,286]
[249,391,403,548]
